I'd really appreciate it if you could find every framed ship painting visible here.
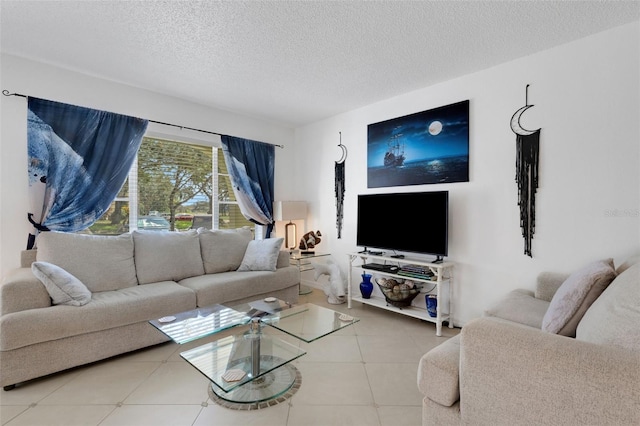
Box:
[367,100,469,188]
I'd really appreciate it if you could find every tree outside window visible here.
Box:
[87,136,253,234]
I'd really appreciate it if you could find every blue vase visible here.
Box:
[360,273,373,299]
[426,294,438,317]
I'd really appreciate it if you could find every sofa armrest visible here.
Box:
[534,271,569,301]
[460,317,640,425]
[0,268,51,315]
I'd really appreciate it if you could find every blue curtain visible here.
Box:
[220,135,275,237]
[27,97,148,248]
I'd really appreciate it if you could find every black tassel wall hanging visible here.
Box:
[510,85,541,257]
[335,132,347,239]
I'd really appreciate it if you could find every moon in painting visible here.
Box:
[428,120,443,135]
[510,105,538,136]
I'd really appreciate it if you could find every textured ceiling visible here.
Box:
[1,1,639,127]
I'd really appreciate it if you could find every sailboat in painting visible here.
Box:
[383,131,405,167]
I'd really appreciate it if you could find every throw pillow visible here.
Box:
[237,238,284,272]
[32,261,92,306]
[576,261,640,351]
[541,258,617,337]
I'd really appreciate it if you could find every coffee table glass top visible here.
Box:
[262,303,359,343]
[149,299,291,344]
[180,331,306,393]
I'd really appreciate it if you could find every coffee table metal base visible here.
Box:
[210,356,298,404]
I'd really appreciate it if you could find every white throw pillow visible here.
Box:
[237,238,284,272]
[32,261,92,306]
[541,258,616,337]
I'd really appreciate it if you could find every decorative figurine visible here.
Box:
[311,260,346,304]
[299,230,322,250]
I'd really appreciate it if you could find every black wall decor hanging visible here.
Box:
[510,85,541,257]
[335,132,347,239]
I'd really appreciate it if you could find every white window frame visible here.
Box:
[125,129,254,233]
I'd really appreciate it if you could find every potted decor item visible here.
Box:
[426,294,438,317]
[359,273,374,299]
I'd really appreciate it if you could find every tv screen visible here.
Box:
[356,191,448,259]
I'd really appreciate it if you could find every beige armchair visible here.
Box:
[418,257,640,425]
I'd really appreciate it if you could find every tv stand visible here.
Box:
[347,252,454,336]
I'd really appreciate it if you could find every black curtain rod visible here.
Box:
[2,90,284,148]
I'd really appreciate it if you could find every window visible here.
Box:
[87,136,253,234]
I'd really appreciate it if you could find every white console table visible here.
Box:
[347,252,454,336]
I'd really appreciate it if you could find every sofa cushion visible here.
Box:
[133,230,205,284]
[576,261,640,351]
[198,228,253,274]
[36,231,138,292]
[0,281,196,351]
[31,261,91,306]
[237,238,284,272]
[418,334,461,407]
[484,289,550,329]
[542,258,616,337]
[179,265,299,307]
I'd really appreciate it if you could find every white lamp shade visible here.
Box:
[274,201,307,221]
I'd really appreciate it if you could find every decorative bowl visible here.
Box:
[375,278,422,308]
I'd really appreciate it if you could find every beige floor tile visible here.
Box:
[287,405,380,426]
[411,328,459,354]
[352,311,412,336]
[377,405,422,426]
[1,405,28,425]
[2,405,114,426]
[39,361,160,405]
[292,362,373,406]
[124,362,209,405]
[366,363,423,406]
[357,334,424,364]
[100,404,203,426]
[193,402,290,426]
[0,369,82,405]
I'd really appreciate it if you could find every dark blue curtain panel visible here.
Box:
[221,135,275,237]
[27,97,148,248]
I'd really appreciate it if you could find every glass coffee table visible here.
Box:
[149,299,358,404]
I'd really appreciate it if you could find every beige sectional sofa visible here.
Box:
[418,255,640,425]
[0,228,300,390]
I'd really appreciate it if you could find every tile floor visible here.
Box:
[0,289,459,426]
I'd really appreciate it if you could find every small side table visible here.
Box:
[290,252,331,295]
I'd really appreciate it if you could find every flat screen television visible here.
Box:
[356,191,448,261]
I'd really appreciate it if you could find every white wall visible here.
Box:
[0,54,296,278]
[294,22,640,326]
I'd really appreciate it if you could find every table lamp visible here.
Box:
[274,201,307,249]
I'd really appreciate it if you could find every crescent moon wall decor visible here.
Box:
[511,85,541,257]
[510,105,537,136]
[335,132,347,239]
